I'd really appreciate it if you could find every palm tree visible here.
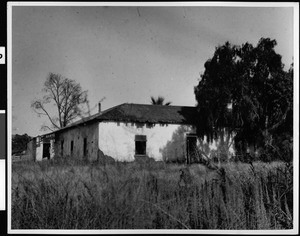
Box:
[150,96,172,106]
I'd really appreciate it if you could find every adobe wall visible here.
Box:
[27,138,36,161]
[36,141,43,161]
[54,122,99,161]
[98,122,193,161]
[98,121,235,162]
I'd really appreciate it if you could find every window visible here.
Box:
[135,135,147,155]
[186,134,197,164]
[61,140,64,156]
[83,138,87,156]
[70,140,74,155]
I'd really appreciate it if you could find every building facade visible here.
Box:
[28,103,234,163]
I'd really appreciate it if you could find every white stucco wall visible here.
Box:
[35,140,55,161]
[98,122,190,161]
[50,140,55,159]
[35,143,43,161]
[98,122,236,162]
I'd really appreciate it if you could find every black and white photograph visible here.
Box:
[7,2,299,233]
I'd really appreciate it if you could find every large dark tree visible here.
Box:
[194,38,293,161]
[31,73,88,131]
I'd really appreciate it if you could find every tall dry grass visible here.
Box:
[11,158,293,229]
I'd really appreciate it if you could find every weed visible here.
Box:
[11,159,293,229]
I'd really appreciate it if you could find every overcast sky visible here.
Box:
[11,4,295,137]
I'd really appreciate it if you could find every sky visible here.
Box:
[11,4,295,137]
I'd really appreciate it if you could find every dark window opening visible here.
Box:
[43,143,50,159]
[135,135,147,155]
[70,141,74,155]
[83,138,87,156]
[61,140,64,156]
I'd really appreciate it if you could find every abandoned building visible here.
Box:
[27,103,234,163]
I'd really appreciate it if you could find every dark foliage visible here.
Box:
[12,133,32,155]
[194,38,293,161]
[151,96,172,106]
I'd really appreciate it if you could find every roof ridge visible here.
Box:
[40,102,197,137]
[124,103,196,108]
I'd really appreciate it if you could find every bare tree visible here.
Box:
[31,73,88,131]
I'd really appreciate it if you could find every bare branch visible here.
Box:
[32,73,89,130]
[32,100,60,130]
[40,125,55,132]
[268,107,290,132]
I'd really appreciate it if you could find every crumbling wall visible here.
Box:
[54,122,99,161]
[98,121,236,162]
[50,140,55,159]
[26,138,36,161]
[36,142,43,161]
[98,121,190,161]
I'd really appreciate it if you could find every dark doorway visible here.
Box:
[83,138,88,157]
[70,140,74,155]
[43,143,50,159]
[186,134,197,164]
[61,140,64,156]
[135,135,147,155]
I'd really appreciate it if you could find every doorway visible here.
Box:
[43,143,50,159]
[186,134,197,164]
[83,138,88,157]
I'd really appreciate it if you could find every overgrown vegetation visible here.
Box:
[16,37,293,230]
[12,159,293,229]
[194,38,293,161]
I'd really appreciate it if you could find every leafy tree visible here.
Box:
[31,73,88,131]
[150,96,172,106]
[12,133,32,155]
[194,38,293,161]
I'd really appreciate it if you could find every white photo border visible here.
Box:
[7,1,299,234]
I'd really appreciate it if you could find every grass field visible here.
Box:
[11,158,293,229]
